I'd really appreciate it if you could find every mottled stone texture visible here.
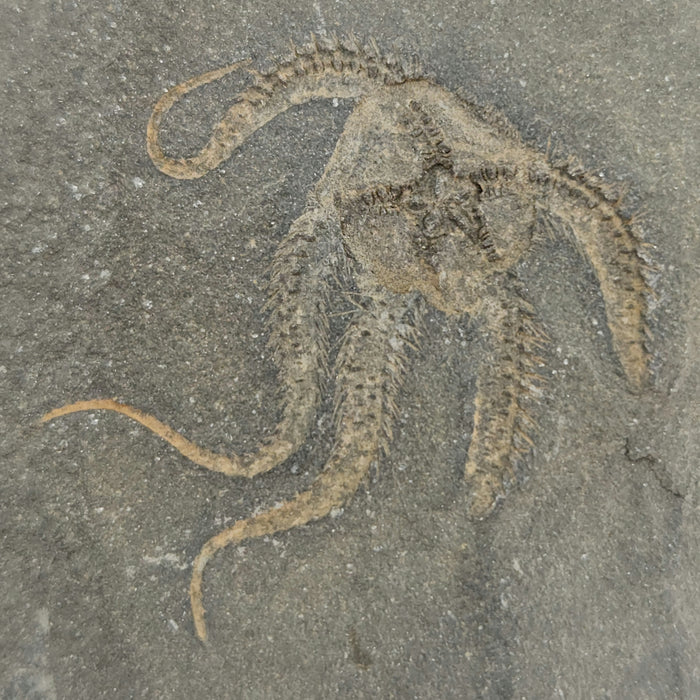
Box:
[1,2,697,698]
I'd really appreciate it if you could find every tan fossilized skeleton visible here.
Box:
[43,35,652,641]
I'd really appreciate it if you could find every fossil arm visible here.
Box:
[255,202,341,476]
[464,277,547,517]
[147,37,424,180]
[189,287,423,640]
[541,170,651,389]
[41,204,341,479]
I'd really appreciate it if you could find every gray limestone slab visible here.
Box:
[1,2,698,698]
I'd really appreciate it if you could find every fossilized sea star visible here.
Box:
[42,35,653,641]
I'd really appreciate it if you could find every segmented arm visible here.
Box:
[146,35,423,180]
[252,202,342,476]
[465,277,547,517]
[540,169,652,390]
[41,202,340,480]
[189,287,422,641]
[146,59,255,179]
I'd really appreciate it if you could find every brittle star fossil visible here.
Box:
[42,35,652,641]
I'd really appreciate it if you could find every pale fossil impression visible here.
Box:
[43,35,652,641]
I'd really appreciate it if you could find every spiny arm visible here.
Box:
[41,203,341,480]
[465,278,547,517]
[147,35,423,179]
[253,202,343,477]
[190,288,422,641]
[540,166,653,390]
